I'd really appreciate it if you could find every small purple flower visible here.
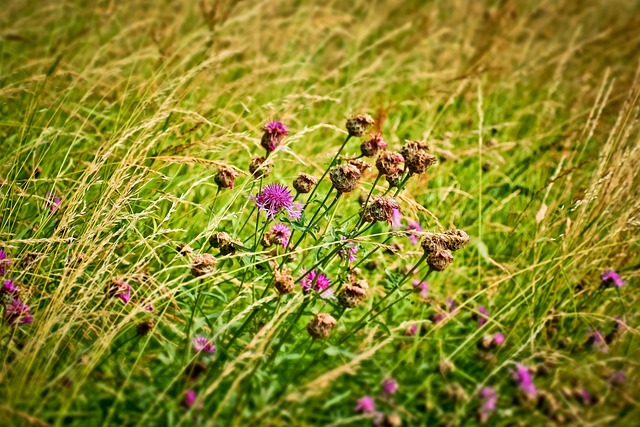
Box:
[261,120,289,152]
[271,223,291,248]
[477,306,489,327]
[406,221,423,245]
[432,312,445,324]
[45,192,61,212]
[447,298,458,313]
[183,389,200,409]
[355,396,376,414]
[478,387,498,423]
[193,336,216,354]
[300,270,330,294]
[382,378,399,395]
[251,183,302,220]
[5,298,33,326]
[113,281,131,304]
[513,363,537,396]
[2,279,18,294]
[601,270,626,288]
[579,388,596,405]
[412,280,429,299]
[338,236,358,263]
[391,208,402,229]
[589,330,609,353]
[0,249,9,275]
[406,323,418,336]
[608,371,626,385]
[492,332,506,346]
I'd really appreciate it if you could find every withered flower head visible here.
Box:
[306,313,337,339]
[209,232,237,255]
[261,121,288,153]
[346,114,374,137]
[330,164,361,193]
[443,229,470,251]
[293,172,318,194]
[214,167,238,189]
[360,133,387,157]
[361,196,400,224]
[338,280,368,308]
[420,232,447,254]
[191,253,216,277]
[274,266,295,295]
[400,140,436,175]
[348,159,372,174]
[177,243,193,257]
[249,156,271,178]
[136,319,155,336]
[427,248,454,271]
[376,151,404,176]
[386,171,402,188]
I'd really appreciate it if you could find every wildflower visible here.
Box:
[400,140,436,175]
[214,167,238,189]
[346,114,374,137]
[406,221,423,245]
[378,413,402,427]
[446,298,458,313]
[337,280,368,308]
[513,363,537,397]
[193,336,216,354]
[306,313,337,339]
[391,208,402,229]
[478,387,498,423]
[600,270,626,288]
[5,298,33,325]
[420,232,446,254]
[183,389,199,409]
[274,266,295,295]
[386,171,402,188]
[251,183,302,220]
[361,196,400,224]
[209,232,237,255]
[493,332,506,346]
[360,133,387,157]
[191,254,216,277]
[477,306,489,327]
[406,324,418,336]
[293,172,317,194]
[111,280,131,304]
[261,120,288,153]
[354,396,376,413]
[20,252,38,268]
[300,270,330,294]
[431,312,445,324]
[608,371,626,386]
[439,359,456,375]
[2,279,18,295]
[442,229,470,251]
[45,192,61,212]
[136,319,155,336]
[0,249,9,275]
[348,158,372,174]
[426,248,454,271]
[177,243,193,257]
[413,280,429,299]
[264,223,291,248]
[578,388,596,405]
[382,378,399,396]
[338,236,358,262]
[249,156,270,178]
[588,330,609,353]
[329,164,361,193]
[375,151,404,176]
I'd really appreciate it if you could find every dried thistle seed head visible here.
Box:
[361,196,400,224]
[274,266,295,295]
[346,114,374,137]
[400,140,436,175]
[214,167,238,189]
[209,232,231,248]
[338,281,368,308]
[420,232,447,255]
[442,229,470,251]
[329,164,361,193]
[306,313,337,339]
[427,248,454,271]
[386,171,402,188]
[293,172,318,194]
[261,120,288,153]
[360,133,387,157]
[261,233,273,248]
[439,358,456,375]
[364,260,378,270]
[136,319,155,336]
[191,253,216,277]
[218,240,238,256]
[176,243,193,257]
[348,159,372,174]
[20,252,38,268]
[249,156,270,178]
[376,151,405,176]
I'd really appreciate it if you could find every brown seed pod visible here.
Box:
[376,151,404,176]
[306,313,337,339]
[337,280,368,308]
[386,171,402,188]
[427,248,454,271]
[420,232,447,255]
[400,140,436,175]
[329,164,361,193]
[214,167,238,189]
[361,196,400,224]
[293,172,318,194]
[191,253,216,277]
[249,156,270,178]
[346,114,374,137]
[360,133,387,157]
[442,229,470,251]
[177,243,193,257]
[274,266,295,295]
[136,319,155,337]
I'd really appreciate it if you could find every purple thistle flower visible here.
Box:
[382,378,399,395]
[5,298,33,326]
[193,336,216,354]
[608,371,626,385]
[477,306,489,327]
[493,332,506,346]
[113,281,131,304]
[355,396,376,414]
[251,183,302,220]
[45,192,61,212]
[300,270,330,294]
[478,387,498,423]
[183,389,200,409]
[338,236,358,263]
[406,323,418,336]
[579,388,596,405]
[432,312,446,324]
[413,280,429,299]
[601,270,626,288]
[513,363,537,396]
[261,120,289,153]
[2,279,18,294]
[391,208,402,229]
[589,330,609,353]
[406,221,423,245]
[447,298,458,313]
[271,224,291,248]
[0,249,9,275]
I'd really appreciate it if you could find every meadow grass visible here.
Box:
[1,0,639,425]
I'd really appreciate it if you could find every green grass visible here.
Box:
[1,0,639,425]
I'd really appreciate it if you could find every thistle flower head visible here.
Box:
[191,253,216,277]
[136,319,155,336]
[406,323,418,336]
[2,279,18,295]
[251,183,302,220]
[400,140,436,175]
[183,389,200,409]
[338,236,358,263]
[442,229,470,251]
[329,164,361,193]
[600,270,626,288]
[261,120,288,153]
[0,249,9,275]
[45,192,61,212]
[477,306,489,327]
[300,270,330,294]
[346,114,374,137]
[426,248,454,271]
[493,332,506,346]
[413,280,429,299]
[361,196,400,224]
[214,167,238,189]
[513,363,537,397]
[306,313,337,339]
[111,280,131,304]
[382,378,399,395]
[478,387,498,423]
[354,396,376,413]
[274,266,295,295]
[293,172,318,194]
[270,223,291,248]
[5,298,33,325]
[176,243,193,257]
[406,221,423,245]
[360,133,387,157]
[193,336,216,354]
[375,151,404,176]
[348,158,372,174]
[249,156,270,178]
[337,280,368,308]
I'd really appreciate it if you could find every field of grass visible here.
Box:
[1,0,640,425]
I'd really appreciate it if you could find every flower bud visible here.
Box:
[261,121,288,153]
[306,313,337,339]
[293,173,317,194]
[400,140,436,175]
[274,266,295,295]
[191,253,216,277]
[346,114,374,137]
[214,167,238,189]
[360,133,387,157]
[329,164,361,193]
[376,151,404,176]
[249,156,270,178]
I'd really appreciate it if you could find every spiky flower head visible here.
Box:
[274,266,295,295]
[386,171,402,188]
[0,249,9,275]
[413,280,429,299]
[306,313,337,339]
[5,298,33,326]
[263,223,291,248]
[177,243,193,257]
[214,166,238,189]
[251,183,303,220]
[300,270,331,294]
[191,253,216,277]
[338,236,358,263]
[400,140,436,175]
[249,156,270,178]
[110,280,131,304]
[427,249,454,271]
[209,232,232,249]
[361,196,400,224]
[376,151,404,176]
[477,306,489,327]
[601,270,626,288]
[354,396,376,413]
[2,279,18,295]
[337,280,368,308]
[382,377,399,395]
[346,114,374,137]
[293,172,317,194]
[513,363,537,397]
[261,120,288,153]
[45,192,61,212]
[442,229,470,251]
[493,332,506,346]
[329,164,361,193]
[193,336,216,354]
[478,387,498,423]
[360,133,387,157]
[183,389,199,409]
